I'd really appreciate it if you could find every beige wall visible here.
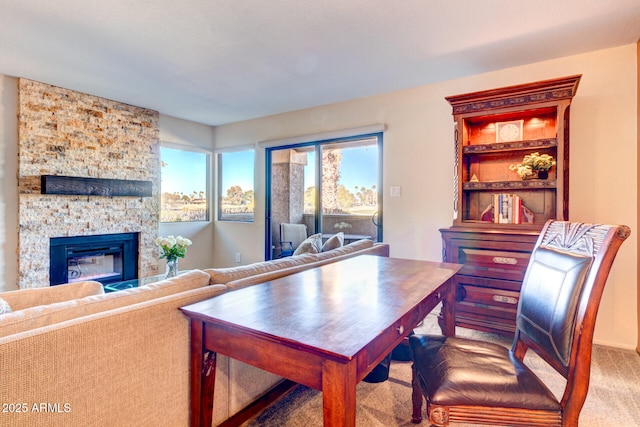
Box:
[213,44,638,349]
[158,114,215,273]
[0,75,18,292]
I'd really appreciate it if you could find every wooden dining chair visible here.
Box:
[409,220,630,427]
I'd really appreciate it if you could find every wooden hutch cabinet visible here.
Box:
[440,75,581,337]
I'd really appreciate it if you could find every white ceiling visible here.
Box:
[1,0,639,126]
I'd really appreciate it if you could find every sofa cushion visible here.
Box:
[0,298,11,314]
[293,233,322,256]
[204,255,314,285]
[224,239,379,291]
[0,280,105,312]
[0,270,212,337]
[322,232,344,252]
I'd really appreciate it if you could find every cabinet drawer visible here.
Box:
[455,312,517,335]
[451,240,533,281]
[453,275,520,320]
[458,284,519,311]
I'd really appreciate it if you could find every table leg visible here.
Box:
[188,321,217,427]
[440,278,457,337]
[321,359,357,427]
[200,351,217,427]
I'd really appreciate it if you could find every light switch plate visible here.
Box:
[390,186,401,197]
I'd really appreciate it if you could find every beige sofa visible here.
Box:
[0,239,389,426]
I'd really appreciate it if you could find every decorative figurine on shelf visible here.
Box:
[509,152,556,179]
[155,235,193,278]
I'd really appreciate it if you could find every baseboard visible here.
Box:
[592,338,638,351]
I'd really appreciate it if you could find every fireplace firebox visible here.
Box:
[49,233,139,286]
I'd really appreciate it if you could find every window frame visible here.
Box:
[159,143,211,223]
[217,147,256,223]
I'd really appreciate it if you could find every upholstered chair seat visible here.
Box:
[410,335,560,412]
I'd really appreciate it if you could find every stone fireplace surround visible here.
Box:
[17,79,160,288]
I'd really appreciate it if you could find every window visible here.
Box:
[160,147,210,222]
[218,149,255,222]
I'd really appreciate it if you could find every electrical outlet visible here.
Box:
[235,253,241,263]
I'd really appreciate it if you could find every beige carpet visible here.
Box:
[243,313,640,427]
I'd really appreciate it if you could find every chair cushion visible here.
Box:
[322,232,344,252]
[293,233,322,256]
[517,246,593,367]
[409,334,560,411]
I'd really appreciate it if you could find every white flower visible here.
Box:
[176,236,192,247]
[155,235,192,260]
[334,221,352,230]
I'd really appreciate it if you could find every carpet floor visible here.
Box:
[242,313,640,426]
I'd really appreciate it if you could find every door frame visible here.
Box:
[265,132,383,260]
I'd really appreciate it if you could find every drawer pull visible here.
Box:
[492,256,518,265]
[492,295,518,304]
[397,325,405,335]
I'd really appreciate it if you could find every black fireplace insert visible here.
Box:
[49,233,139,286]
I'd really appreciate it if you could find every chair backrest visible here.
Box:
[280,223,308,250]
[513,220,630,416]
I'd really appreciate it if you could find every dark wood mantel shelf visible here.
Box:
[41,175,152,197]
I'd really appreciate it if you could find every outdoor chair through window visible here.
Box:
[278,223,308,257]
[409,220,630,427]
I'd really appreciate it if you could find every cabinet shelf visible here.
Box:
[463,138,557,154]
[463,180,556,191]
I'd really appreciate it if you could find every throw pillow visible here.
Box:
[293,233,322,256]
[0,298,12,315]
[322,232,344,252]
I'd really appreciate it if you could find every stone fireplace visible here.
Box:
[17,79,160,288]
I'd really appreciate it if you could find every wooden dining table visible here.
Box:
[179,255,462,427]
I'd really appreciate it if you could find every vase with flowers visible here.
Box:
[509,152,556,180]
[155,235,192,278]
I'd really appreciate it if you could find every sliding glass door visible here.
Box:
[266,133,382,259]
